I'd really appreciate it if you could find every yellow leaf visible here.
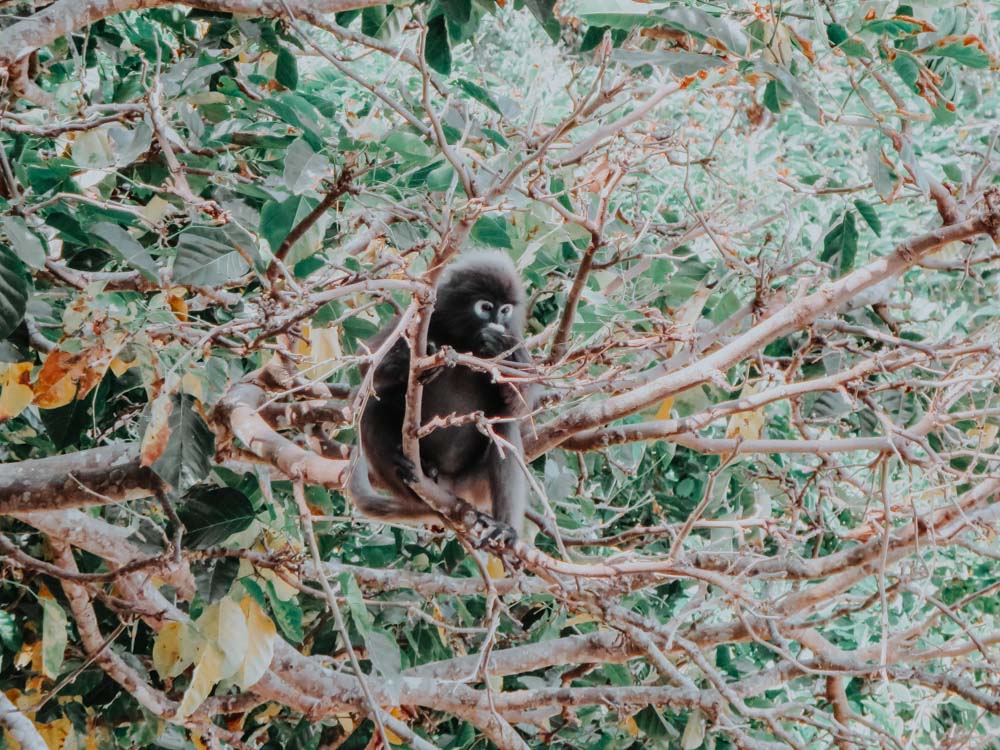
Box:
[235,597,277,689]
[725,381,765,441]
[178,644,225,718]
[654,396,674,421]
[36,717,72,749]
[623,716,641,738]
[564,613,598,627]
[300,326,342,381]
[967,423,999,448]
[191,734,208,750]
[384,706,406,745]
[196,598,249,681]
[142,195,172,224]
[152,621,190,679]
[486,555,506,580]
[181,372,204,401]
[109,357,137,377]
[336,714,356,733]
[0,362,33,421]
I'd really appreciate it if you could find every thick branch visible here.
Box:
[527,196,1000,456]
[0,443,161,514]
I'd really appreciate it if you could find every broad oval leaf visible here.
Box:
[91,222,160,281]
[2,216,46,268]
[173,225,254,286]
[0,245,28,340]
[179,485,255,548]
[146,393,215,492]
[283,138,331,195]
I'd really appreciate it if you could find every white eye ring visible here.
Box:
[474,300,494,318]
[498,304,514,321]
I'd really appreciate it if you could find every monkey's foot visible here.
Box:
[467,510,518,551]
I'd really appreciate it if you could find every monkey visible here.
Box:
[348,251,535,538]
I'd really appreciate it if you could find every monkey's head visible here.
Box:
[430,251,526,357]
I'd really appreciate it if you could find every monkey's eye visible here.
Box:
[474,300,494,319]
[498,304,514,322]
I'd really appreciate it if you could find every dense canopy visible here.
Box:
[0,1,999,749]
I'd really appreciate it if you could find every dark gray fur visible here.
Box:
[348,252,533,533]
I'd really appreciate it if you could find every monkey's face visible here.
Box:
[430,263,525,358]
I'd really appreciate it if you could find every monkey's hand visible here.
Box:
[479,327,517,358]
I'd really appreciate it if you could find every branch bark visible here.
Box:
[0,443,161,515]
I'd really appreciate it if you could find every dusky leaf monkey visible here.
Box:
[348,251,534,538]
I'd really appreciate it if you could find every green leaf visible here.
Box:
[528,2,561,42]
[613,49,726,76]
[892,53,920,91]
[763,79,790,113]
[657,7,747,55]
[2,217,46,269]
[41,598,68,679]
[149,393,215,493]
[261,195,328,267]
[361,6,387,37]
[926,40,990,69]
[481,127,509,148]
[820,211,859,277]
[471,216,512,248]
[867,141,901,202]
[424,14,452,75]
[758,63,821,121]
[342,573,374,635]
[173,225,254,286]
[425,162,457,192]
[862,18,921,37]
[195,557,240,603]
[283,138,331,195]
[384,131,432,162]
[454,78,502,114]
[441,0,471,25]
[179,486,256,548]
[0,610,21,652]
[91,222,159,281]
[826,23,870,57]
[0,245,28,340]
[275,46,299,89]
[853,199,882,236]
[266,579,304,643]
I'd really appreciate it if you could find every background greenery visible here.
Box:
[0,0,999,748]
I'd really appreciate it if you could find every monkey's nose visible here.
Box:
[487,322,505,333]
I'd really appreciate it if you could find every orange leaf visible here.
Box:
[34,350,77,408]
[140,395,174,467]
[169,289,189,322]
[654,396,674,421]
[75,344,112,399]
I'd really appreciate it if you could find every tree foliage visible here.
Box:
[1,0,999,749]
